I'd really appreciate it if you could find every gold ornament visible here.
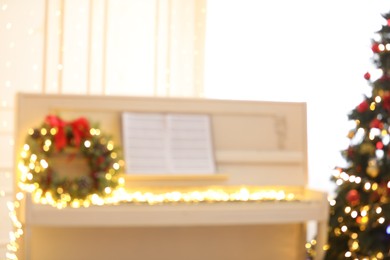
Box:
[366,159,379,178]
[366,165,379,178]
[347,130,355,139]
[359,143,375,155]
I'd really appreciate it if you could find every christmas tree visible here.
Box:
[325,12,390,260]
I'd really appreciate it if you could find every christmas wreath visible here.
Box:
[19,115,122,205]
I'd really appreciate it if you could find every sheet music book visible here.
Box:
[121,112,216,174]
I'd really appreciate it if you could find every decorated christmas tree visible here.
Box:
[325,12,390,260]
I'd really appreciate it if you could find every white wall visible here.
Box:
[204,0,390,193]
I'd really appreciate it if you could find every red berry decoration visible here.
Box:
[364,72,371,80]
[346,189,360,206]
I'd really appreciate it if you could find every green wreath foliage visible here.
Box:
[20,115,121,203]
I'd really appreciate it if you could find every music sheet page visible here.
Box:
[122,112,216,174]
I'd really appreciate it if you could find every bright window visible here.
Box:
[204,0,390,192]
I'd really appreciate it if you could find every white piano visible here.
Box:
[14,93,328,260]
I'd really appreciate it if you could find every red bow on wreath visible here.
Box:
[45,115,90,151]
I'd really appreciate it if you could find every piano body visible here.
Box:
[14,93,328,260]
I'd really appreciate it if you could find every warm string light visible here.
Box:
[18,123,299,208]
[333,168,362,186]
[6,195,23,260]
[9,180,298,259]
[10,120,300,260]
[5,184,298,260]
[305,239,317,258]
[332,168,390,193]
[19,183,297,209]
[327,194,388,259]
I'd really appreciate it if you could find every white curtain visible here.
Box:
[0,0,206,257]
[43,0,206,96]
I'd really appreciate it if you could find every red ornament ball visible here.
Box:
[347,146,354,158]
[369,190,380,203]
[357,100,369,113]
[369,118,383,129]
[372,43,381,53]
[383,93,390,111]
[376,141,384,150]
[364,72,371,80]
[380,75,390,82]
[346,189,360,206]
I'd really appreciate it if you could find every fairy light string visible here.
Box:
[6,115,299,259]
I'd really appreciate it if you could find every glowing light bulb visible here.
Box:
[351,241,359,250]
[355,177,361,184]
[341,225,348,232]
[107,141,114,150]
[16,192,24,201]
[40,159,48,169]
[44,139,51,147]
[370,102,376,111]
[40,128,47,135]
